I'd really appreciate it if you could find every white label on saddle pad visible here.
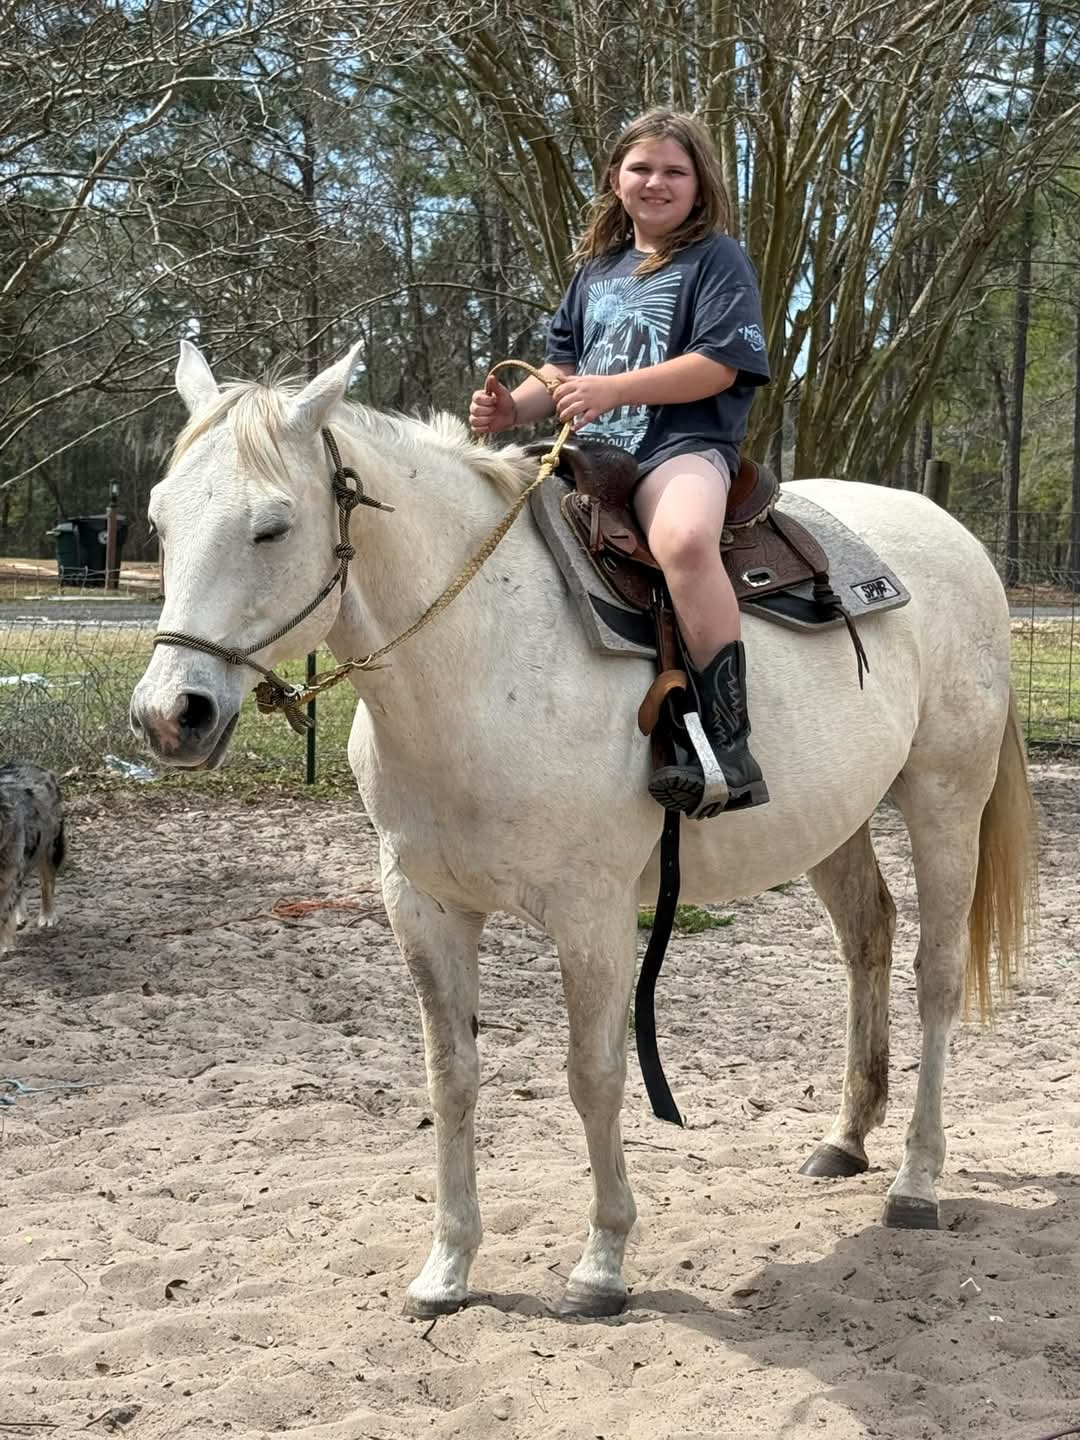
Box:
[851,576,900,605]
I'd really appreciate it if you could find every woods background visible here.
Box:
[3,0,1080,578]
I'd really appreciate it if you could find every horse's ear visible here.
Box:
[176,341,219,419]
[283,341,365,435]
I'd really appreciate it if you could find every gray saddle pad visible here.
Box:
[530,478,910,660]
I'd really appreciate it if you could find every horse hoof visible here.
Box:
[883,1195,939,1230]
[558,1286,627,1318]
[402,1291,468,1319]
[798,1143,869,1179]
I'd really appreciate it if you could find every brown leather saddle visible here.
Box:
[526,438,842,612]
[525,438,867,733]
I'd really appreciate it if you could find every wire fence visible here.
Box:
[0,619,357,784]
[0,620,152,774]
[0,507,1077,781]
[958,509,1080,747]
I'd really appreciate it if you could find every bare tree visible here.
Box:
[1004,2,1050,584]
[412,0,1080,476]
[4,0,1080,556]
[1071,301,1080,587]
[0,2,489,483]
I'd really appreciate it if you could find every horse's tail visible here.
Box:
[967,689,1039,1018]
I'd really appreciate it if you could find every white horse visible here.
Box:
[131,341,1035,1318]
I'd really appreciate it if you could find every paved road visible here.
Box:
[0,598,162,626]
[0,597,1076,628]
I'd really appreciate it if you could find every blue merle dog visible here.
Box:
[0,762,65,951]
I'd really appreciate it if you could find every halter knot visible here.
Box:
[333,476,363,511]
[335,541,356,562]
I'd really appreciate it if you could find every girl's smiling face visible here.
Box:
[611,138,700,251]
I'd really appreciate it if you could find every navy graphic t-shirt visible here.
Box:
[544,234,770,476]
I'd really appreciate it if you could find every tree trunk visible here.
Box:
[1005,192,1035,586]
[300,108,322,382]
[901,427,917,492]
[1069,302,1080,589]
[1004,3,1048,587]
[400,198,433,403]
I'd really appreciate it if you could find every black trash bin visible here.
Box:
[51,521,82,583]
[50,514,129,587]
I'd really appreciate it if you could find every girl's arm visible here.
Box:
[553,354,736,427]
[510,363,575,424]
[612,354,736,406]
[469,362,575,434]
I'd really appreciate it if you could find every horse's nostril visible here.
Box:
[178,691,217,735]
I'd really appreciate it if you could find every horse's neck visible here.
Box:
[324,418,553,694]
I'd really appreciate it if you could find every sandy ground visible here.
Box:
[2,763,1078,1440]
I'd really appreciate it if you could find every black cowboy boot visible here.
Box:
[648,641,769,819]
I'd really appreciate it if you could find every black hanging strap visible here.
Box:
[634,808,684,1126]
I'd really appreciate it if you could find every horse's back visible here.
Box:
[775,477,1010,727]
[783,478,1005,616]
[667,478,1011,901]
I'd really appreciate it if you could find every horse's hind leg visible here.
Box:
[554,901,639,1317]
[800,822,895,1178]
[382,854,486,1317]
[884,769,987,1230]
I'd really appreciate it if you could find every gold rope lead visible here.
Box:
[257,360,573,717]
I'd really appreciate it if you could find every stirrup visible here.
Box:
[683,712,729,817]
[647,712,729,819]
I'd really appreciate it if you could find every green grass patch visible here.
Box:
[0,622,357,792]
[638,904,735,933]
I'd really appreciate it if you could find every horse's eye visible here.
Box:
[254,528,289,545]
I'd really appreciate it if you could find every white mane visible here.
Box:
[169,378,535,502]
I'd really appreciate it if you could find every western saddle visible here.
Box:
[525,438,864,743]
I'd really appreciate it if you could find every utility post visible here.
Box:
[105,481,120,590]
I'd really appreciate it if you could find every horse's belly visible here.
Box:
[638,639,916,903]
[666,777,901,903]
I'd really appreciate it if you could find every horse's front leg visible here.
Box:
[554,899,639,1317]
[381,853,486,1317]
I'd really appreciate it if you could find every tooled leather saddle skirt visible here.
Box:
[525,438,834,616]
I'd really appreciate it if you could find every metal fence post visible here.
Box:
[105,483,120,589]
[305,651,316,783]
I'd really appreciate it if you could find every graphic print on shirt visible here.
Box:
[578,268,684,453]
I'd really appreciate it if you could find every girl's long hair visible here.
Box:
[571,110,731,275]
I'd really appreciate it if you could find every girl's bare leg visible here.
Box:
[634,453,768,814]
[634,454,735,670]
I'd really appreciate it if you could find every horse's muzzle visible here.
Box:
[129,685,236,769]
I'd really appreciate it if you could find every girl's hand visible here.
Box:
[468,377,517,434]
[552,374,622,427]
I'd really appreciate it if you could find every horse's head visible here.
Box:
[130,340,363,768]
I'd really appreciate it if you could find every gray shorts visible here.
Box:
[640,449,731,494]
